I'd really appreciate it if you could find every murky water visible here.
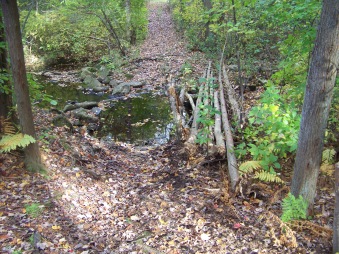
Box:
[39,79,173,145]
[97,94,172,145]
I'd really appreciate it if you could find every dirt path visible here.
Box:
[0,3,332,254]
[123,3,205,88]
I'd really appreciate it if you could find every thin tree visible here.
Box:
[290,0,339,214]
[1,0,42,169]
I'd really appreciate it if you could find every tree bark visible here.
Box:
[219,64,239,191]
[222,64,240,122]
[0,9,11,120]
[291,0,339,214]
[333,163,339,253]
[213,89,225,151]
[1,0,42,168]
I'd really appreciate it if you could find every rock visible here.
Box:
[73,108,98,123]
[112,83,131,95]
[91,107,102,115]
[83,76,102,89]
[63,101,98,112]
[111,81,144,95]
[125,81,144,88]
[92,86,109,93]
[109,79,123,88]
[102,76,111,84]
[98,66,110,81]
[80,67,96,80]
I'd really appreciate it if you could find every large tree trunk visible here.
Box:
[1,0,42,169]
[291,0,339,214]
[0,9,11,120]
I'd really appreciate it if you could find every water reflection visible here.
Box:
[39,79,173,145]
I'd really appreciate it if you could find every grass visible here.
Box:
[25,203,44,218]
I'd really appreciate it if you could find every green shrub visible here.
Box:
[236,86,300,172]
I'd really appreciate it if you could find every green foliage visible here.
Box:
[25,203,43,218]
[21,0,148,64]
[12,251,23,254]
[239,160,283,183]
[281,193,308,222]
[170,0,206,51]
[0,133,36,153]
[253,170,283,184]
[28,74,57,106]
[239,160,262,175]
[322,148,336,164]
[236,86,300,172]
[196,78,219,146]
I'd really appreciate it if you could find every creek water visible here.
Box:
[38,79,173,145]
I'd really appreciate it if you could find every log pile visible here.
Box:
[168,60,240,190]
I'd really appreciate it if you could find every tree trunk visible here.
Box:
[100,9,126,56]
[333,163,339,253]
[0,9,11,120]
[291,0,339,214]
[202,0,212,39]
[125,0,133,45]
[1,0,42,169]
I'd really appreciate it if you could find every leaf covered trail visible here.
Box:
[0,3,333,253]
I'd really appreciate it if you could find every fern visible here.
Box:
[0,133,36,153]
[239,161,284,183]
[0,117,16,136]
[322,148,335,164]
[239,160,262,175]
[254,170,284,183]
[281,193,308,222]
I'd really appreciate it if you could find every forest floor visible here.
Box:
[0,2,334,254]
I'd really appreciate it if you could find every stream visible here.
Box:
[37,75,173,145]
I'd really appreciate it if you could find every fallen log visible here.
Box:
[219,65,239,191]
[222,64,241,123]
[213,89,225,152]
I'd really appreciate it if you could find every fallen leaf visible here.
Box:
[201,233,210,241]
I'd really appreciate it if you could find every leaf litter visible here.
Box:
[0,2,334,254]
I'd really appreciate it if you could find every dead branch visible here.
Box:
[222,64,241,123]
[187,68,207,143]
[185,92,196,112]
[168,81,183,141]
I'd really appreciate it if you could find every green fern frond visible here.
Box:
[0,133,36,153]
[239,160,262,175]
[322,148,335,164]
[254,170,284,183]
[281,193,308,222]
